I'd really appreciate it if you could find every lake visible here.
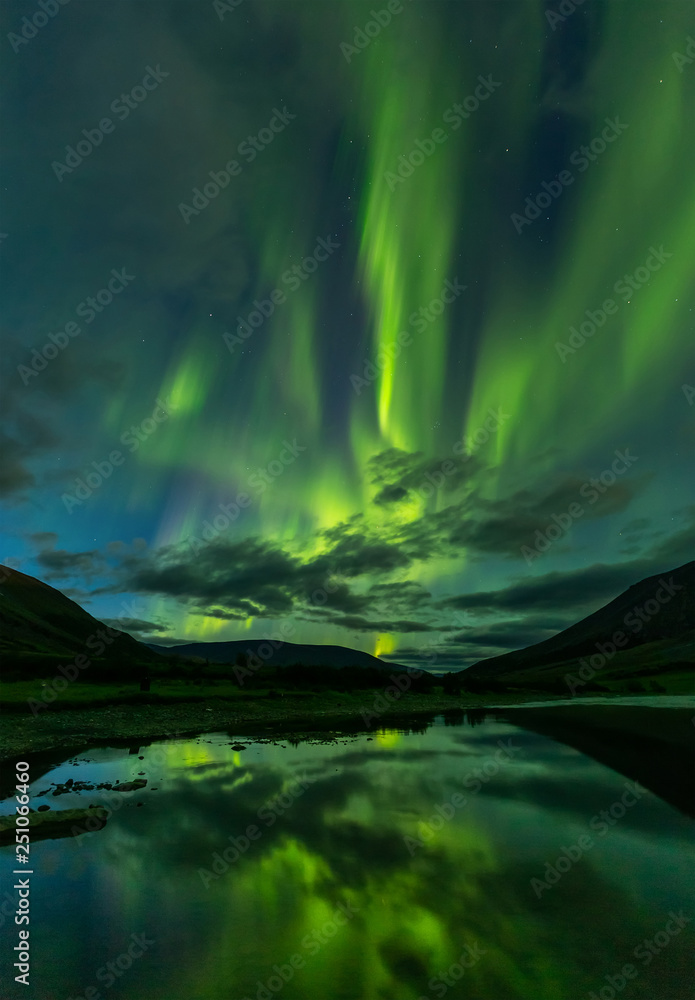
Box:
[1,706,693,1000]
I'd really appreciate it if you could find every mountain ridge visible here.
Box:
[463,560,694,686]
[146,638,410,673]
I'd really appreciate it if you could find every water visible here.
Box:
[1,708,693,1000]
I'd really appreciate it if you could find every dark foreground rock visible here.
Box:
[0,806,108,845]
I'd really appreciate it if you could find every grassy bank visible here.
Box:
[0,684,550,762]
[1,663,691,763]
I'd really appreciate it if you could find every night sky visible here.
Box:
[2,0,693,670]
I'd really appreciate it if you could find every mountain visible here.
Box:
[0,566,412,678]
[463,561,694,691]
[0,566,155,672]
[147,638,411,674]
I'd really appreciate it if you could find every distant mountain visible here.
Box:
[464,560,694,688]
[0,566,155,669]
[147,638,410,674]
[0,566,413,678]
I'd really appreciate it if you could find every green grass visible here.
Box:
[0,678,381,712]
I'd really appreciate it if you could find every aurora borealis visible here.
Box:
[2,0,694,668]
[2,725,693,999]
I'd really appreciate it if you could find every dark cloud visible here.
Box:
[366,580,431,607]
[88,532,413,623]
[446,472,652,557]
[102,617,170,634]
[368,447,480,506]
[451,618,567,649]
[36,547,105,581]
[436,548,694,619]
[27,531,59,548]
[644,508,695,566]
[191,603,263,621]
[438,563,641,615]
[315,520,413,576]
[315,614,437,634]
[373,484,409,506]
[0,405,60,499]
[0,434,36,497]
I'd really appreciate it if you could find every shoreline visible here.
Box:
[1,692,692,764]
[0,693,491,762]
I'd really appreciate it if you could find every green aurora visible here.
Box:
[1,0,694,665]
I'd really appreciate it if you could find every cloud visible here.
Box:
[27,531,59,548]
[36,547,105,581]
[450,618,567,649]
[446,472,652,556]
[368,447,480,506]
[311,614,438,634]
[438,563,641,614]
[102,617,170,634]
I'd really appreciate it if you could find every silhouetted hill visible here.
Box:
[147,638,410,673]
[464,561,694,689]
[0,566,156,670]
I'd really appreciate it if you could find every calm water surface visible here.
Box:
[1,710,693,1000]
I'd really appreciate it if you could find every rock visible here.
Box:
[112,779,147,793]
[0,807,108,845]
[231,743,246,751]
[38,805,50,812]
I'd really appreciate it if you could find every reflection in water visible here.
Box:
[1,710,693,999]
